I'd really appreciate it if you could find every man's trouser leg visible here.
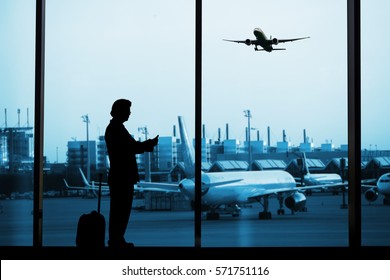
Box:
[109,185,133,246]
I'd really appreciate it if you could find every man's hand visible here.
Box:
[144,135,159,152]
[151,135,159,146]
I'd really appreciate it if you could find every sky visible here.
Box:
[0,0,389,163]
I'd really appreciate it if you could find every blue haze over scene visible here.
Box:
[0,0,389,163]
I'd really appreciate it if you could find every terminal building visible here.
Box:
[0,126,34,173]
[0,109,34,173]
[59,122,378,186]
[1,117,390,210]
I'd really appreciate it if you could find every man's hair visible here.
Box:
[110,99,132,118]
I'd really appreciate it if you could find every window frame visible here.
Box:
[0,0,374,258]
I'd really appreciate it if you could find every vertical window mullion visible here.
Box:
[33,0,45,248]
[347,0,361,248]
[195,0,202,248]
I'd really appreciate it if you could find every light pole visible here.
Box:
[138,126,151,182]
[81,114,90,182]
[243,110,252,171]
[138,126,149,140]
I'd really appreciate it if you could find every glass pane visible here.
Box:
[44,0,194,246]
[361,0,390,246]
[202,0,348,246]
[0,1,35,245]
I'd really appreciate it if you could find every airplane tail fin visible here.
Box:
[79,168,92,188]
[178,116,195,178]
[78,168,98,198]
[302,152,310,175]
[63,179,70,188]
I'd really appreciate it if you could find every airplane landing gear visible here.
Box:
[299,207,308,212]
[259,211,272,220]
[257,195,273,219]
[205,204,241,220]
[206,212,220,220]
[277,195,285,215]
[230,204,242,217]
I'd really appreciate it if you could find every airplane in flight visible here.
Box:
[138,116,339,220]
[223,27,310,52]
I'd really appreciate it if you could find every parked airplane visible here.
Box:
[223,27,309,52]
[294,152,347,194]
[138,116,338,220]
[295,152,390,205]
[63,171,107,198]
[362,173,390,205]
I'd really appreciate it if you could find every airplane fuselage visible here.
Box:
[179,170,297,206]
[377,173,390,196]
[253,28,273,52]
[303,173,343,186]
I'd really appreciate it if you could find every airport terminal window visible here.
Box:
[41,0,195,246]
[201,0,349,247]
[0,1,35,246]
[2,0,386,250]
[361,0,390,246]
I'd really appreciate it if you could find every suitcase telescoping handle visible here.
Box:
[97,173,102,214]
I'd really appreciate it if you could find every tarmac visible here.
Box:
[0,192,389,259]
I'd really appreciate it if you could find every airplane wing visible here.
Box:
[223,37,309,45]
[63,179,110,191]
[244,183,347,202]
[240,186,299,203]
[277,36,310,43]
[137,181,181,193]
[298,183,347,192]
[222,39,272,52]
[65,178,181,194]
[361,178,377,185]
[361,184,378,191]
[293,178,348,189]
[91,181,109,186]
[223,39,258,45]
[248,187,297,199]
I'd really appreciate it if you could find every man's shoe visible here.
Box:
[108,240,134,249]
[122,242,134,249]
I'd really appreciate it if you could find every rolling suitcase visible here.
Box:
[76,173,106,249]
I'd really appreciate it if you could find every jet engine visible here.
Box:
[272,38,279,45]
[245,39,251,46]
[364,188,378,202]
[284,192,306,211]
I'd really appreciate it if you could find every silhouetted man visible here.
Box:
[105,99,158,249]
